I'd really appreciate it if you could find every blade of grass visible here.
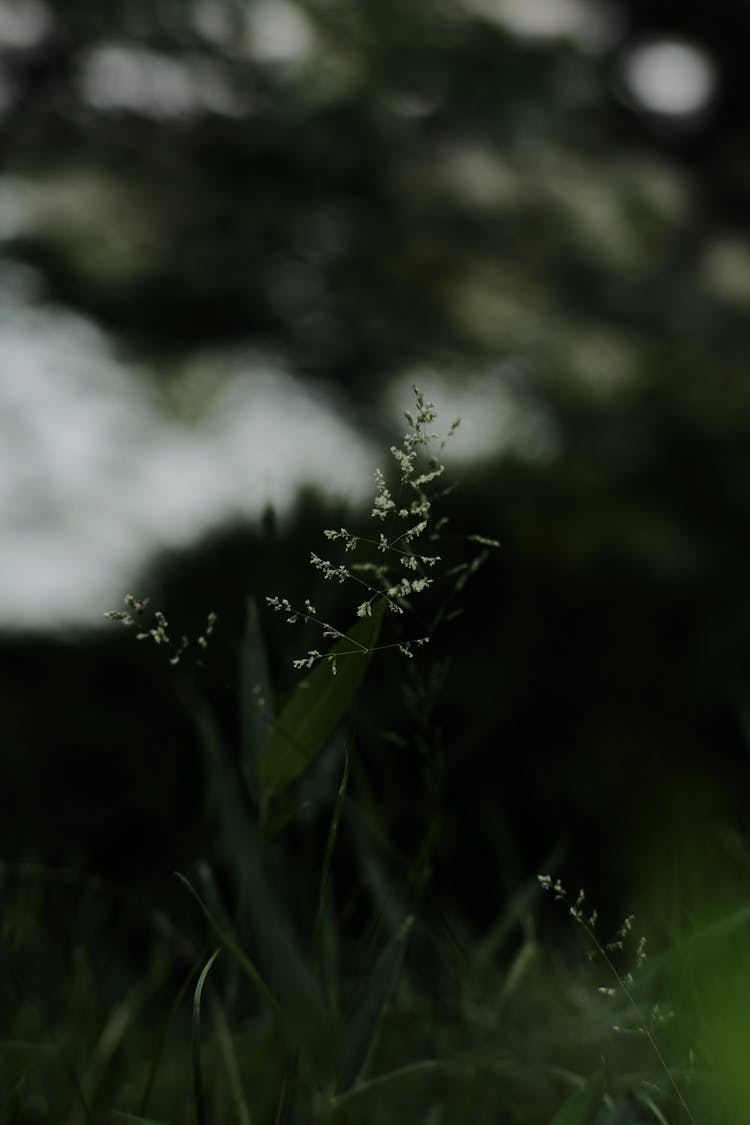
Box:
[197,861,243,1005]
[261,601,385,796]
[193,949,221,1125]
[472,880,540,977]
[346,800,412,944]
[548,1068,605,1125]
[336,915,414,1094]
[331,1039,543,1109]
[273,1068,289,1125]
[113,1113,172,1124]
[317,888,341,1023]
[191,697,256,907]
[140,958,201,1116]
[313,742,349,942]
[86,997,138,1113]
[332,1060,441,1107]
[240,596,274,803]
[636,1092,672,1125]
[499,938,538,1000]
[60,1050,94,1125]
[176,874,282,1021]
[178,871,335,1088]
[209,991,253,1125]
[188,705,334,1082]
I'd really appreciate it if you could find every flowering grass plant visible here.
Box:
[3,387,748,1124]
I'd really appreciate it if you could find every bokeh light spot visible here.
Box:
[621,39,717,118]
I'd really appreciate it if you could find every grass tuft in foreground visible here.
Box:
[4,388,749,1123]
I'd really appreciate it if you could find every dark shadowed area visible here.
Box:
[3,3,750,1121]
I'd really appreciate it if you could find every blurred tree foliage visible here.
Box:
[4,0,750,910]
[5,0,748,383]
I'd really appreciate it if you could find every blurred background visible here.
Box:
[3,0,750,914]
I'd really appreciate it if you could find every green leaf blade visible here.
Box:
[192,949,221,1125]
[261,599,385,795]
[240,596,274,802]
[548,1068,606,1125]
[336,914,414,1094]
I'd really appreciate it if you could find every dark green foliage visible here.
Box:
[335,914,413,1095]
[4,2,750,1121]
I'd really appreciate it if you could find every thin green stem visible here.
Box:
[579,918,697,1125]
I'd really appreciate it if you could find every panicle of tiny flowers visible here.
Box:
[538,875,646,962]
[323,527,358,551]
[170,635,190,666]
[372,469,395,520]
[606,913,635,953]
[310,553,349,584]
[267,595,298,622]
[266,385,481,674]
[293,649,321,671]
[538,874,664,1047]
[196,611,217,650]
[104,596,218,666]
[138,610,171,648]
[397,637,429,659]
[104,593,150,627]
